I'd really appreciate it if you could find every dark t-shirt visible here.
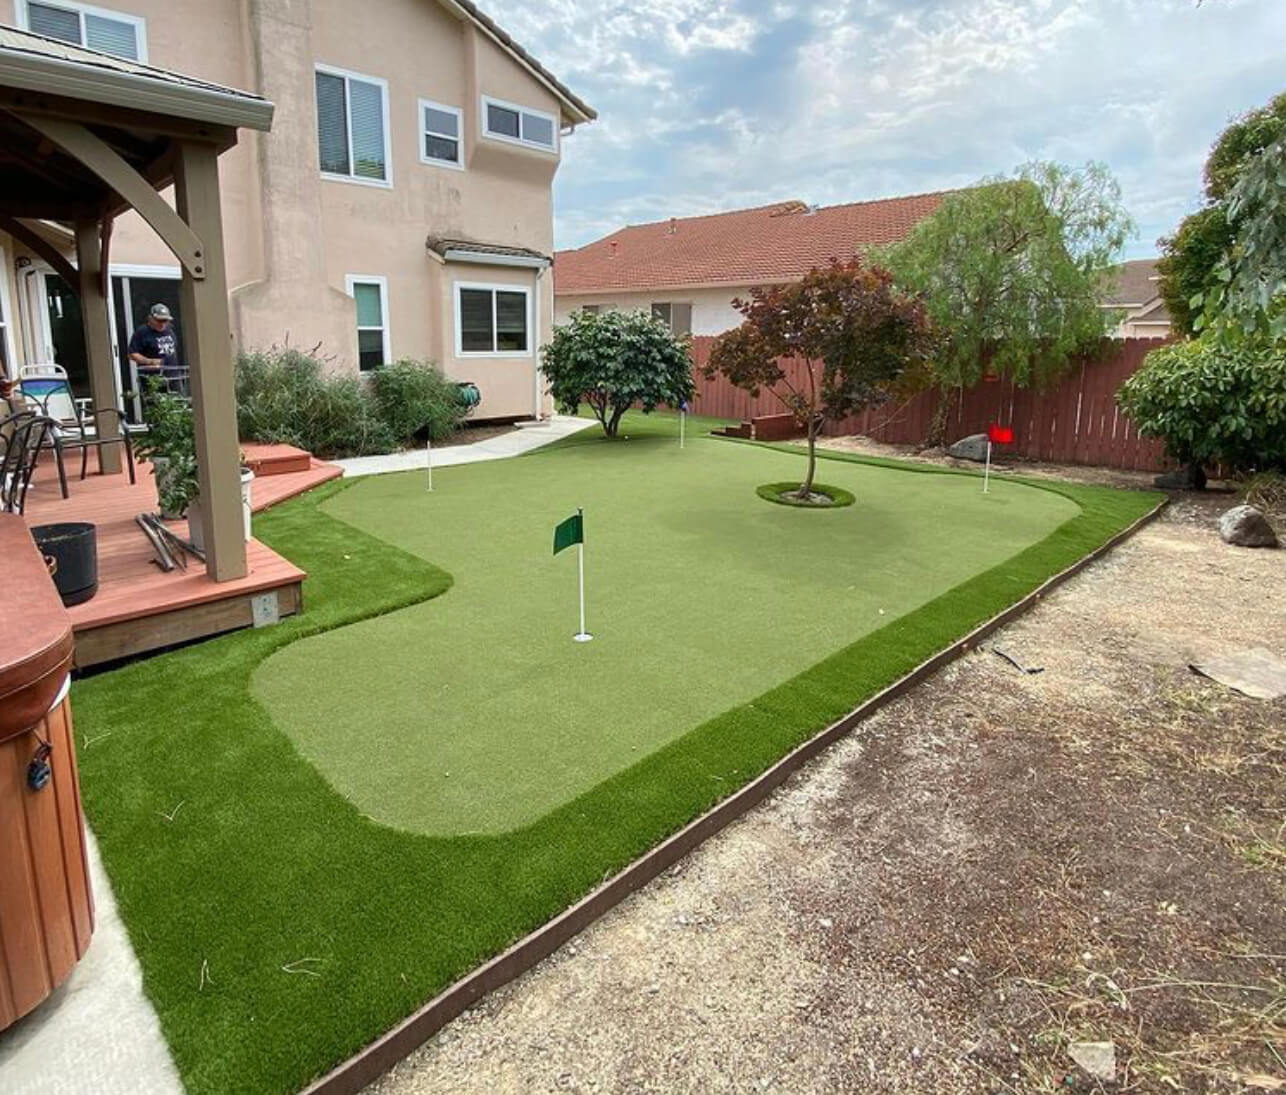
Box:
[128,323,179,372]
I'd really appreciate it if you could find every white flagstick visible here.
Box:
[574,507,592,642]
[983,439,992,494]
[426,434,433,492]
[680,407,686,449]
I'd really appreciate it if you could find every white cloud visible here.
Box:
[477,0,1286,256]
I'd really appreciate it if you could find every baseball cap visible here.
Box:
[149,303,172,320]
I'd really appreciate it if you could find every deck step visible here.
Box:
[241,443,312,477]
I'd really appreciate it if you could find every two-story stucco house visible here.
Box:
[0,0,594,420]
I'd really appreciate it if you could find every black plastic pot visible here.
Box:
[31,522,98,607]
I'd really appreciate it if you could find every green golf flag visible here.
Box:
[553,511,583,555]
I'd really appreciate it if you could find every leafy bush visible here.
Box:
[368,358,467,443]
[133,378,200,516]
[541,309,694,437]
[235,348,395,458]
[1117,338,1286,476]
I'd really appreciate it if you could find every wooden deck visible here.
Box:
[21,451,342,669]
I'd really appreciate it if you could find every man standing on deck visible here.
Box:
[127,303,179,385]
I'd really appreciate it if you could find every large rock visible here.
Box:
[1068,1041,1116,1083]
[1218,505,1279,548]
[947,433,989,462]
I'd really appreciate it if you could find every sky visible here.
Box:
[484,0,1286,259]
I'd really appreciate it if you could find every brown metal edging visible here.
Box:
[302,497,1168,1095]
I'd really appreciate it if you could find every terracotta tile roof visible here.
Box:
[1102,258,1162,306]
[553,192,952,295]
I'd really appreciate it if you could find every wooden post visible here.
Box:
[73,219,121,474]
[173,140,246,581]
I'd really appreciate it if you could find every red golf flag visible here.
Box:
[988,423,1014,445]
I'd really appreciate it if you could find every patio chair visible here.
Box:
[17,368,136,497]
[0,411,56,515]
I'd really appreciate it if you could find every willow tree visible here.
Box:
[882,161,1133,442]
[704,260,932,499]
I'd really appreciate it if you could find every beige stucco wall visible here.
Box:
[554,286,750,336]
[4,0,570,419]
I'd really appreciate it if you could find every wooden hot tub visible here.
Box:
[0,513,94,1031]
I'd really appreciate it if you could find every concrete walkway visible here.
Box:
[0,831,182,1095]
[334,415,595,478]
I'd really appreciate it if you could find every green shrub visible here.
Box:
[368,358,466,444]
[542,309,694,437]
[235,348,395,458]
[1118,338,1286,475]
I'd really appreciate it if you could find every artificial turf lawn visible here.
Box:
[69,412,1161,1095]
[253,429,1077,834]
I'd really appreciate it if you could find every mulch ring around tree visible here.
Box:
[757,481,856,508]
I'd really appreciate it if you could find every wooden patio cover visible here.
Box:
[0,26,273,580]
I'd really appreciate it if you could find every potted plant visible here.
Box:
[134,380,203,544]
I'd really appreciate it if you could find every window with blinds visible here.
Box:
[420,100,463,168]
[651,302,693,338]
[316,67,390,185]
[457,285,530,355]
[23,0,145,60]
[481,96,557,152]
[345,276,389,371]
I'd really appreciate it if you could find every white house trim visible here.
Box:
[453,280,533,359]
[0,244,19,375]
[417,97,464,170]
[480,94,558,155]
[316,63,393,190]
[441,247,548,269]
[15,0,149,63]
[344,273,391,368]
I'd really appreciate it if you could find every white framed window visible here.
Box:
[455,283,532,357]
[316,65,392,187]
[17,0,147,61]
[481,95,557,154]
[651,302,692,337]
[344,275,390,371]
[418,98,463,169]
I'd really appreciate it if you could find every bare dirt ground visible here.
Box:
[433,423,517,448]
[371,494,1285,1095]
[817,433,1174,492]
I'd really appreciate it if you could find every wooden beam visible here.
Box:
[0,200,96,220]
[16,115,207,279]
[0,215,77,287]
[73,219,122,473]
[0,93,235,147]
[173,139,246,582]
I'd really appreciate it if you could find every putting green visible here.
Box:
[252,432,1078,835]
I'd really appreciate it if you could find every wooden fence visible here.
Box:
[688,336,1173,472]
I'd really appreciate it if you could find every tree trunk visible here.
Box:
[589,395,611,435]
[606,404,627,437]
[796,417,819,498]
[924,387,953,447]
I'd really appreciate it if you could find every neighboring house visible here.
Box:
[0,0,594,420]
[1102,258,1172,339]
[552,193,948,337]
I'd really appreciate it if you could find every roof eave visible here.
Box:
[444,247,549,269]
[0,49,273,131]
[439,0,596,125]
